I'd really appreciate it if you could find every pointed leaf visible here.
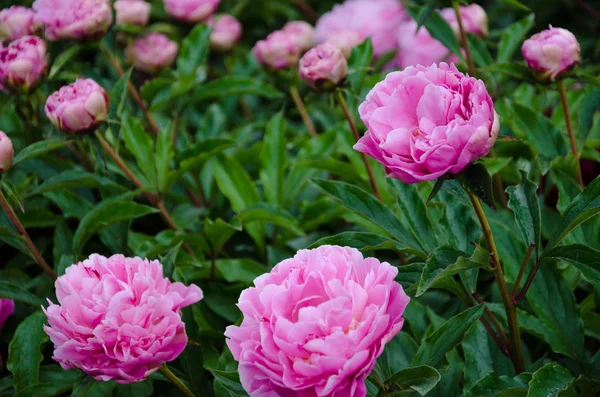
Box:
[542,244,600,284]
[380,366,441,396]
[528,364,573,397]
[507,170,541,257]
[0,282,44,306]
[7,311,48,391]
[13,138,71,166]
[122,114,157,188]
[497,14,535,63]
[458,163,496,210]
[260,112,286,205]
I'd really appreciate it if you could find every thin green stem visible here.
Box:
[289,86,317,138]
[512,243,536,298]
[452,1,476,77]
[159,365,197,397]
[557,80,583,186]
[336,91,383,201]
[468,192,525,374]
[0,189,57,280]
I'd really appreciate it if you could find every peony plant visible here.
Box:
[0,0,598,396]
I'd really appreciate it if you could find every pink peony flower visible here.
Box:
[354,63,499,184]
[45,78,110,134]
[253,30,302,70]
[0,299,14,328]
[32,0,112,41]
[315,0,408,58]
[43,254,203,384]
[0,131,14,174]
[225,245,409,397]
[299,43,348,91]
[125,33,179,74]
[522,26,580,82]
[206,14,242,52]
[0,6,43,44]
[395,20,460,69]
[164,0,220,23]
[114,0,151,27]
[0,36,47,93]
[441,4,488,38]
[325,30,364,58]
[283,21,315,53]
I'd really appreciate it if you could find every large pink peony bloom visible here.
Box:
[125,32,179,74]
[164,0,220,23]
[32,0,113,41]
[43,254,203,384]
[253,30,302,70]
[0,6,43,44]
[0,36,47,93]
[315,0,408,58]
[0,299,14,328]
[225,245,409,397]
[299,43,348,91]
[522,26,580,82]
[355,63,499,184]
[0,131,13,174]
[45,78,110,134]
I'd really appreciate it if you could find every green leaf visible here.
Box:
[347,39,373,92]
[160,241,182,278]
[578,87,600,145]
[13,138,71,166]
[528,364,574,397]
[155,124,173,193]
[109,67,132,120]
[260,112,286,205]
[7,311,49,391]
[310,232,408,252]
[214,259,265,284]
[208,369,246,396]
[177,24,211,91]
[380,366,441,396]
[542,244,600,284]
[73,201,159,254]
[189,76,282,103]
[49,44,84,79]
[497,14,535,63]
[461,372,529,397]
[28,169,125,197]
[419,9,462,56]
[0,282,44,306]
[239,204,303,236]
[417,246,491,297]
[468,34,493,67]
[507,170,541,257]
[543,175,600,254]
[311,179,422,254]
[169,138,234,188]
[412,304,485,367]
[458,163,496,210]
[388,180,437,251]
[204,218,241,254]
[71,377,116,396]
[482,157,513,176]
[122,114,157,188]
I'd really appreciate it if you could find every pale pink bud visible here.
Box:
[522,26,581,82]
[441,4,488,38]
[164,0,220,23]
[0,36,47,93]
[282,21,314,52]
[125,33,179,74]
[0,6,43,44]
[325,30,363,58]
[299,43,348,91]
[32,0,113,41]
[206,14,242,52]
[0,131,14,174]
[114,0,151,27]
[253,30,301,70]
[45,78,110,134]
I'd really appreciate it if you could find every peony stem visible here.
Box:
[515,260,543,305]
[336,91,383,201]
[468,192,525,374]
[289,86,317,138]
[0,189,57,280]
[159,365,197,397]
[452,1,476,77]
[294,0,318,21]
[512,243,536,297]
[557,80,584,186]
[93,130,195,257]
[99,41,161,137]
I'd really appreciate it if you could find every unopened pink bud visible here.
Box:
[125,33,179,74]
[522,26,580,82]
[207,14,242,52]
[0,131,13,174]
[114,0,151,27]
[253,30,301,70]
[164,0,220,23]
[299,43,348,91]
[283,21,314,52]
[0,6,43,44]
[0,36,47,93]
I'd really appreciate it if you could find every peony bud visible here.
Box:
[441,4,488,38]
[164,0,220,23]
[522,26,581,82]
[114,0,151,27]
[253,30,301,70]
[125,33,179,74]
[325,30,363,58]
[43,254,203,384]
[0,6,43,44]
[0,36,47,93]
[0,131,14,174]
[282,21,314,52]
[32,0,113,41]
[299,43,348,91]
[45,78,110,134]
[206,14,242,52]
